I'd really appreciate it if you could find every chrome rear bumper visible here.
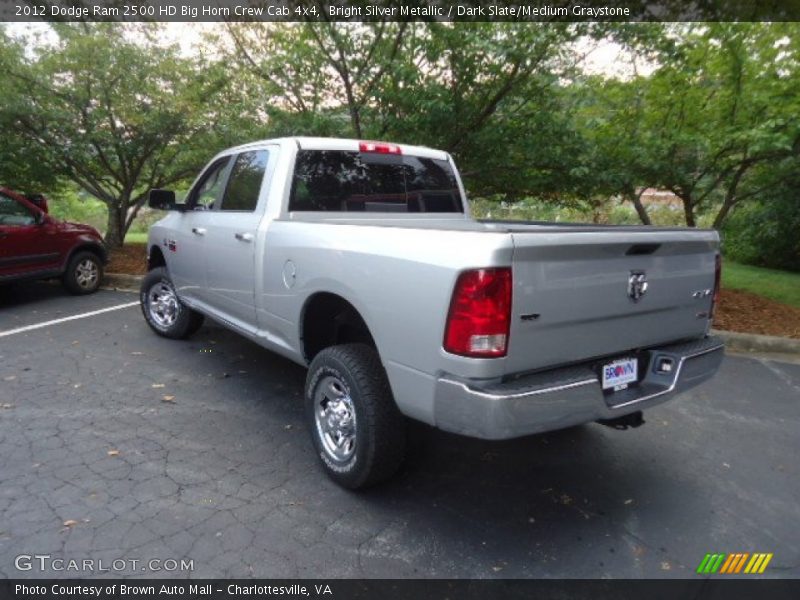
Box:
[433,336,724,440]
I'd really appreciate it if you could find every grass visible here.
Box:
[722,261,800,308]
[124,232,148,244]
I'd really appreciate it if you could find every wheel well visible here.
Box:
[68,243,106,266]
[301,293,376,362]
[148,245,166,271]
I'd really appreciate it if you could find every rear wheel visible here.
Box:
[305,344,406,489]
[140,267,204,339]
[63,251,103,295]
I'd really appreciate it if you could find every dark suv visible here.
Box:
[0,187,107,294]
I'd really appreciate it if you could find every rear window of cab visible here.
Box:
[289,150,463,213]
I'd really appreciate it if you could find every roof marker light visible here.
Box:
[359,141,402,155]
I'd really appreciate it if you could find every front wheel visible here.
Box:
[63,251,103,295]
[305,344,406,489]
[140,267,204,339]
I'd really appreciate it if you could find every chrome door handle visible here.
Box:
[235,232,254,242]
[192,227,207,235]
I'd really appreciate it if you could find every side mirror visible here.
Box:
[27,194,49,213]
[148,189,182,211]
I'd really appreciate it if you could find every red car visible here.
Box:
[0,187,107,294]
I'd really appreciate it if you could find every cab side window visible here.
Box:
[220,150,269,212]
[188,157,231,210]
[0,193,36,226]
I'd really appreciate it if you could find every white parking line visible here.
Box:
[758,358,800,393]
[0,301,140,338]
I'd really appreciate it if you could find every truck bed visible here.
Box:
[286,212,712,235]
[282,213,718,375]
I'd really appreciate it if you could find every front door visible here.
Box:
[0,193,61,279]
[167,156,232,305]
[203,148,272,329]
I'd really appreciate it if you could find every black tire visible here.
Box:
[62,251,103,295]
[140,267,204,339]
[305,344,406,489]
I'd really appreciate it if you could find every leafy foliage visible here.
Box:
[227,22,585,199]
[631,24,799,227]
[723,158,800,271]
[2,21,799,271]
[0,24,233,247]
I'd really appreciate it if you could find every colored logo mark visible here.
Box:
[697,553,773,574]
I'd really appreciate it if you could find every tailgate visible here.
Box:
[506,227,719,375]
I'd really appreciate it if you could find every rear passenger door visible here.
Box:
[203,148,273,329]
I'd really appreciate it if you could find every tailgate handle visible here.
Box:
[626,243,660,256]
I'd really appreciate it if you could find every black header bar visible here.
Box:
[4,0,800,22]
[2,579,800,600]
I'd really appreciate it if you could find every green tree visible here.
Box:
[0,24,230,247]
[637,23,800,227]
[0,28,62,193]
[227,21,410,138]
[567,24,679,225]
[567,75,655,224]
[723,155,800,271]
[374,23,583,198]
[228,22,583,200]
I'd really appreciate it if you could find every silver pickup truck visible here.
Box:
[141,137,724,489]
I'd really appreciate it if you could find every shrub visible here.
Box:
[723,194,800,272]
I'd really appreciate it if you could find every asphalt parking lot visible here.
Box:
[1,282,798,579]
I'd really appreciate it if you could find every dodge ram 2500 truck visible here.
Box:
[141,137,724,489]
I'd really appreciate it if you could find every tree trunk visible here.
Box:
[104,204,126,249]
[125,193,148,233]
[349,104,362,138]
[681,197,697,227]
[339,74,362,138]
[713,162,750,229]
[713,197,736,230]
[627,191,651,225]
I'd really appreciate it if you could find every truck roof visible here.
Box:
[221,137,450,161]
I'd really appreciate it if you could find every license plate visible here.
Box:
[602,358,638,390]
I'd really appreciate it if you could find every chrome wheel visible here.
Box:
[75,258,99,290]
[147,281,180,329]
[314,376,357,462]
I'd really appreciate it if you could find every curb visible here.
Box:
[711,328,800,355]
[102,273,143,292]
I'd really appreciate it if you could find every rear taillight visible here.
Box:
[444,268,512,358]
[710,253,722,321]
[359,141,402,155]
